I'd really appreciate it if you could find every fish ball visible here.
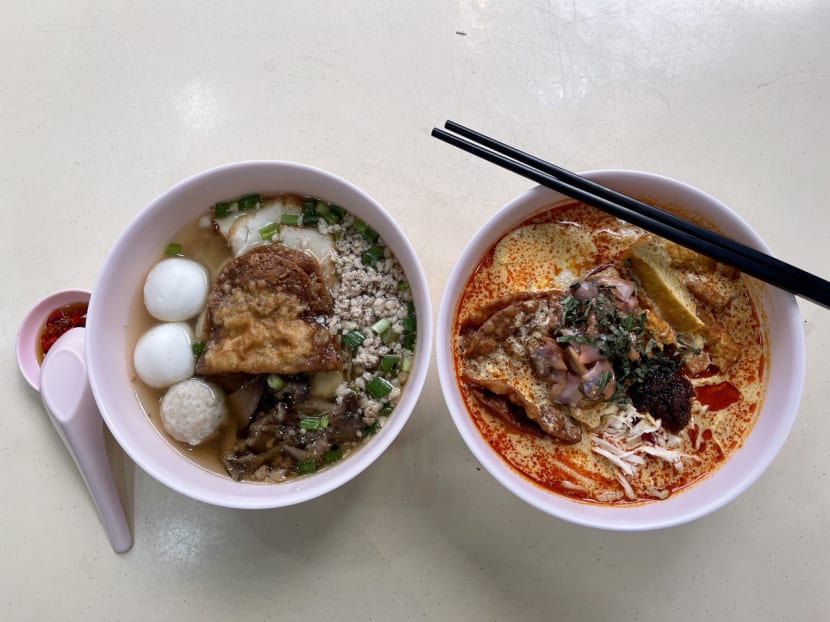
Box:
[143,257,209,321]
[133,323,194,389]
[160,378,227,446]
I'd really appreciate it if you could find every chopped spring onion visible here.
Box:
[401,332,416,350]
[280,213,299,226]
[362,243,385,267]
[238,193,261,210]
[266,374,285,391]
[329,204,346,220]
[380,354,401,374]
[379,403,394,417]
[371,318,391,335]
[381,329,399,346]
[300,415,329,430]
[363,421,381,436]
[342,330,365,350]
[406,301,416,316]
[316,200,344,225]
[397,281,410,291]
[191,341,205,356]
[164,242,182,256]
[213,201,233,218]
[323,447,343,463]
[259,222,278,240]
[353,219,379,243]
[402,316,417,333]
[366,376,394,399]
[301,199,319,225]
[401,354,413,372]
[294,459,317,475]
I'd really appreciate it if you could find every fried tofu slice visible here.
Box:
[197,245,339,375]
[623,236,705,334]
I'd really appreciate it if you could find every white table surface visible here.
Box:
[3,2,829,620]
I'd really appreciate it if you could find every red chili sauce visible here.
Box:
[38,302,88,362]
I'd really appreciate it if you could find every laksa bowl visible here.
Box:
[436,170,804,530]
[87,161,432,509]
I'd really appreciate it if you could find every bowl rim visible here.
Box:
[87,159,433,508]
[436,168,805,530]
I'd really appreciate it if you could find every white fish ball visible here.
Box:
[143,257,209,321]
[133,323,194,389]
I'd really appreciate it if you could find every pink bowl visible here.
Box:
[86,161,432,509]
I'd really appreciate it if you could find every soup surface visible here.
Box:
[452,201,766,504]
[131,193,417,482]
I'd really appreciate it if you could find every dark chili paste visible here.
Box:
[38,302,88,361]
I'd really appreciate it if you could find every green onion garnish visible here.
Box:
[381,329,399,346]
[214,201,233,218]
[371,318,391,335]
[402,316,417,333]
[322,211,341,224]
[380,354,401,374]
[191,341,205,356]
[401,332,416,350]
[164,242,182,256]
[301,199,319,226]
[353,219,379,243]
[314,200,330,216]
[366,376,394,399]
[267,374,285,391]
[300,415,329,430]
[367,244,384,258]
[294,459,317,475]
[364,421,381,436]
[406,301,416,316]
[362,252,379,267]
[323,447,343,464]
[259,222,278,240]
[401,355,413,372]
[379,403,394,417]
[342,330,365,350]
[280,213,299,226]
[238,193,261,210]
[397,281,410,291]
[329,204,346,220]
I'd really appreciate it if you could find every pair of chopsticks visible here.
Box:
[432,120,830,310]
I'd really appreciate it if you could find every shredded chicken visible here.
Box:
[590,403,695,499]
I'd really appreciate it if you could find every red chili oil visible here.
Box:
[37,302,88,362]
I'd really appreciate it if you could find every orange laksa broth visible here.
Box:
[452,202,767,505]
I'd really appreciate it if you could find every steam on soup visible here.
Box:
[131,193,417,482]
[452,201,766,504]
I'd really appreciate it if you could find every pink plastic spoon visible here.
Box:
[16,290,132,554]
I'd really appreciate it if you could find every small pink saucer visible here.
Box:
[16,288,91,391]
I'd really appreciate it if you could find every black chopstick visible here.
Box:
[432,122,830,310]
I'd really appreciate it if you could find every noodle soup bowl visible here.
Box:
[87,161,432,509]
[436,169,804,530]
